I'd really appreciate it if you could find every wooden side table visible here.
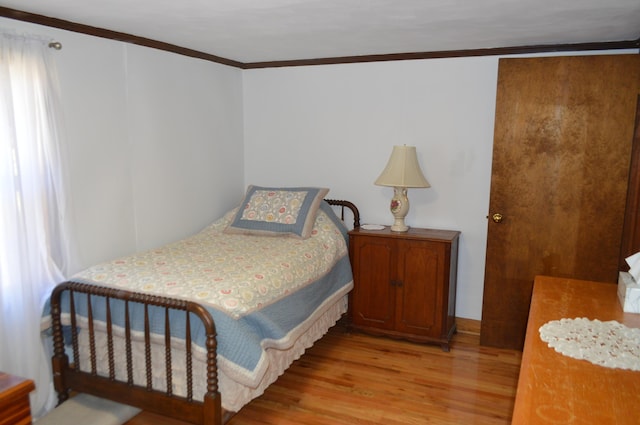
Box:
[0,372,35,425]
[348,226,460,351]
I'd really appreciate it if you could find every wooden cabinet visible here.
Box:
[348,226,460,351]
[0,372,35,425]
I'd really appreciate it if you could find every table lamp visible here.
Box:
[374,145,430,232]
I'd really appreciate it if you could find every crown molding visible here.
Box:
[2,6,639,70]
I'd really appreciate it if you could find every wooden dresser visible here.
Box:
[512,276,640,424]
[0,372,35,425]
[348,226,459,351]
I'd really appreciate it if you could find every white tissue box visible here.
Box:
[618,271,640,313]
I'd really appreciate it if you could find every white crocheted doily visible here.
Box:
[539,318,640,371]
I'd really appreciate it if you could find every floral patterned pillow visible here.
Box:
[225,185,329,239]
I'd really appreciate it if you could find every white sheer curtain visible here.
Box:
[0,31,69,418]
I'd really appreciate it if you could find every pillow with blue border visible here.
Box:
[224,185,329,239]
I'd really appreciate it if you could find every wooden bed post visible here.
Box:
[203,395,221,425]
[192,303,221,425]
[50,283,71,405]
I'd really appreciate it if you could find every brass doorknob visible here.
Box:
[492,213,503,223]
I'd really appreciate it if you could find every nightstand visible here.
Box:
[0,372,35,425]
[348,226,460,351]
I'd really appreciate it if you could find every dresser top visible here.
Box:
[0,372,35,403]
[349,226,460,242]
[512,276,640,424]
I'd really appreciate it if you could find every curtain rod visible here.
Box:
[1,30,62,49]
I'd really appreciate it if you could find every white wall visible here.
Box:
[243,50,638,320]
[243,57,498,320]
[1,17,245,275]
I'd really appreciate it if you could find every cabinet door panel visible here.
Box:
[396,241,443,336]
[351,237,395,330]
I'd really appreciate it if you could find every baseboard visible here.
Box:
[456,317,481,335]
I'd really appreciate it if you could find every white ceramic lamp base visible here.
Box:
[389,187,410,232]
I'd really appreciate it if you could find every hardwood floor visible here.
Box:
[127,326,522,425]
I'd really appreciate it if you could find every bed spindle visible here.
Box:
[164,307,173,396]
[69,290,79,372]
[206,333,217,396]
[125,300,134,385]
[186,312,193,401]
[144,303,152,391]
[87,293,98,375]
[106,295,115,379]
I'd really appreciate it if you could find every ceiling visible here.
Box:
[2,0,640,64]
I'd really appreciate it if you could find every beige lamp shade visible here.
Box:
[375,145,430,232]
[374,145,430,188]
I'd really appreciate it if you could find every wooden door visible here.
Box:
[481,55,640,349]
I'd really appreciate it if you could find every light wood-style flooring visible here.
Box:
[127,326,522,425]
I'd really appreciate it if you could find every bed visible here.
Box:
[44,188,360,425]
